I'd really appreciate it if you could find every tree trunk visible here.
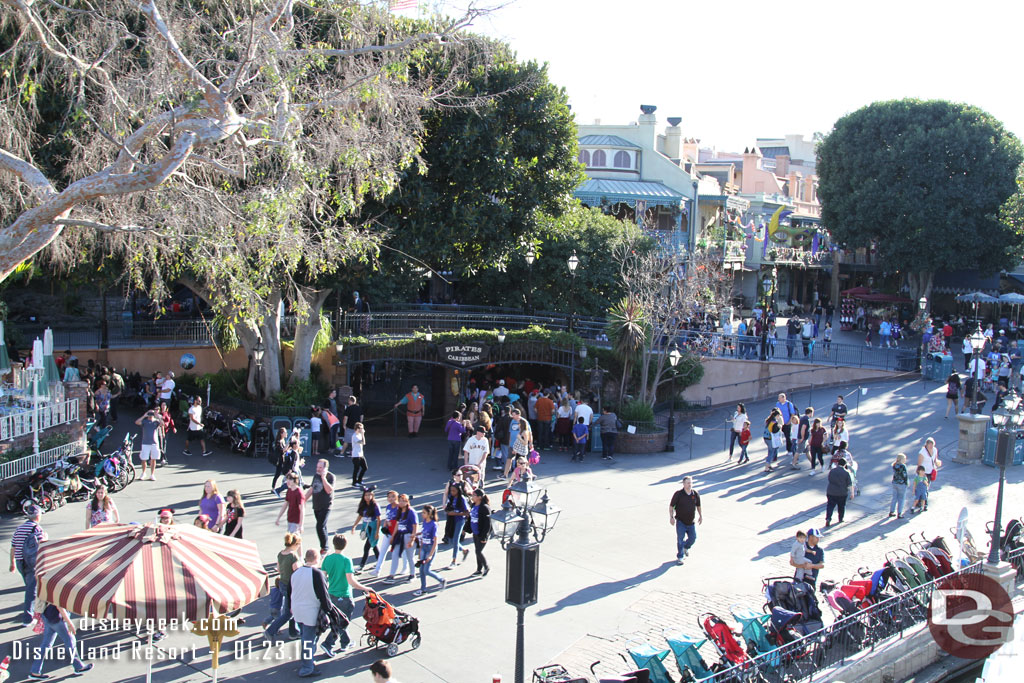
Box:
[290,287,332,385]
[906,271,935,316]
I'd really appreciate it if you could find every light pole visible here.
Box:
[968,326,986,415]
[253,337,265,414]
[567,250,579,332]
[489,478,561,683]
[666,343,681,452]
[760,267,776,361]
[917,296,928,369]
[989,396,1023,564]
[525,246,536,315]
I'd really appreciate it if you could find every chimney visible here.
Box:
[638,104,657,149]
[663,116,682,159]
[803,175,816,203]
[775,154,790,175]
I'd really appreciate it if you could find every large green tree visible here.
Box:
[817,99,1024,302]
[346,46,584,300]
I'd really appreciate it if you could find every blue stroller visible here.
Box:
[730,606,782,669]
[663,630,713,681]
[625,640,674,683]
[231,415,255,453]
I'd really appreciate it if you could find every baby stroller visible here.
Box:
[205,409,231,447]
[230,415,255,454]
[699,613,749,672]
[623,640,674,683]
[729,606,782,669]
[362,590,421,657]
[662,630,714,682]
[762,578,824,635]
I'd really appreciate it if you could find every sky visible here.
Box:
[432,0,1024,153]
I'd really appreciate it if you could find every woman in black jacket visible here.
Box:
[469,488,491,577]
[271,427,289,494]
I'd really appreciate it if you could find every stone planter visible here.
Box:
[616,430,669,454]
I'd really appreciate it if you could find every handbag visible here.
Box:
[929,468,938,482]
[528,449,540,465]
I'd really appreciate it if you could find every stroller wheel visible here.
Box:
[366,635,377,647]
[386,642,399,657]
[410,634,421,650]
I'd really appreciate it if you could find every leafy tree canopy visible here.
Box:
[817,99,1024,296]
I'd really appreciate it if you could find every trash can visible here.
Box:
[935,353,954,382]
[983,427,1024,467]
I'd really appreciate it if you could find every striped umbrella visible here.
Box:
[35,522,268,620]
[41,328,60,390]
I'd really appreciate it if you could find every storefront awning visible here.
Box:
[575,178,687,209]
[932,270,1000,295]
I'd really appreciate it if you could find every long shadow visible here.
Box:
[535,561,676,617]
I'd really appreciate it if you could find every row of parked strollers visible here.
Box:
[608,522,1023,683]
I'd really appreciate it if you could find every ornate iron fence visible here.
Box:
[0,399,80,442]
[0,439,87,482]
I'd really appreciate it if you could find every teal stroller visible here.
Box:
[730,605,782,668]
[625,640,674,683]
[663,630,713,681]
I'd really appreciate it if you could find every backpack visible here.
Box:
[21,524,41,571]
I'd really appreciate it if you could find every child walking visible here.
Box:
[571,416,589,463]
[350,422,367,487]
[309,407,321,456]
[911,465,930,513]
[413,505,446,596]
[738,421,751,464]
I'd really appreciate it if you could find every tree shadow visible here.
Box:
[536,561,676,617]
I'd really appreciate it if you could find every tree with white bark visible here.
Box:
[0,0,499,397]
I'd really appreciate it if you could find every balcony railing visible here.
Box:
[0,399,80,442]
[0,439,87,482]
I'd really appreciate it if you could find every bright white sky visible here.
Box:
[434,0,1024,153]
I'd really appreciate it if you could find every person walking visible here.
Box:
[198,479,226,532]
[306,459,336,556]
[597,406,618,460]
[763,409,783,473]
[372,491,400,577]
[275,436,304,495]
[669,476,702,565]
[786,414,801,469]
[184,396,212,457]
[320,406,341,456]
[275,474,306,533]
[535,391,555,451]
[469,489,491,577]
[320,534,370,655]
[462,426,490,485]
[264,533,302,641]
[828,395,848,426]
[917,437,941,484]
[351,488,382,571]
[223,490,245,538]
[413,505,446,596]
[505,408,533,477]
[108,368,125,423]
[85,484,119,528]
[444,411,466,471]
[94,380,111,428]
[728,403,747,461]
[394,385,426,437]
[808,418,827,474]
[383,494,417,583]
[945,373,962,418]
[157,401,175,461]
[737,421,751,464]
[339,395,363,457]
[290,549,338,677]
[29,603,95,678]
[824,458,853,527]
[443,482,470,568]
[157,370,175,415]
[888,453,909,519]
[10,506,45,625]
[271,427,289,494]
[350,422,367,487]
[134,409,163,481]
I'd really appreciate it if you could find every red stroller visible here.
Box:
[700,613,750,671]
[362,590,422,657]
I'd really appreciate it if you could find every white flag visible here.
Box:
[693,426,703,435]
[627,425,637,434]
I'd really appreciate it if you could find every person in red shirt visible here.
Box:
[942,322,953,349]
[275,474,306,533]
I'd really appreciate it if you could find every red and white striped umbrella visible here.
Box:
[35,523,268,620]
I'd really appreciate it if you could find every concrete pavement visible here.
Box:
[1,377,1021,682]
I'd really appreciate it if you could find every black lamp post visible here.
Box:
[968,326,986,415]
[567,250,579,333]
[916,297,927,369]
[490,478,561,683]
[760,268,776,361]
[525,246,536,315]
[253,337,265,413]
[666,344,681,452]
[989,395,1022,564]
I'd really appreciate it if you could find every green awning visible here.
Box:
[575,178,686,209]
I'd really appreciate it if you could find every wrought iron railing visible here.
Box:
[0,439,87,482]
[702,561,987,682]
[0,399,80,442]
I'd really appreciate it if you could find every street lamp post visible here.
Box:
[989,397,1023,564]
[666,344,681,452]
[490,478,560,683]
[968,326,986,415]
[567,251,580,392]
[29,338,45,456]
[917,297,928,369]
[252,338,265,413]
[525,247,536,315]
[760,268,776,361]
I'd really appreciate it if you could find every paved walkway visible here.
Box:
[0,377,1021,682]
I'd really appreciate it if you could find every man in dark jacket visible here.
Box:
[825,459,853,527]
[492,405,512,472]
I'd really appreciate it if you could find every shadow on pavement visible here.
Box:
[536,561,676,617]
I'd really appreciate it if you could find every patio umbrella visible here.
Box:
[41,328,60,389]
[36,522,268,620]
[998,293,1024,305]
[0,320,10,375]
[955,292,998,303]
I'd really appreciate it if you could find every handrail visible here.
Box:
[0,439,87,482]
[0,399,80,442]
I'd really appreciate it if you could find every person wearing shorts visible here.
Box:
[184,396,212,457]
[135,409,164,481]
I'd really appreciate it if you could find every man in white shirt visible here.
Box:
[158,371,176,404]
[463,426,490,484]
[492,379,509,399]
[574,399,594,453]
[290,549,335,678]
[184,396,211,457]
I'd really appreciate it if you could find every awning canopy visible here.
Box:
[956,292,999,304]
[932,270,1000,295]
[575,178,687,209]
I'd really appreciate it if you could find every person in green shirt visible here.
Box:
[320,534,370,655]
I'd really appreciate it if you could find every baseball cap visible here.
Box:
[806,527,822,538]
[475,425,485,433]
[24,505,41,518]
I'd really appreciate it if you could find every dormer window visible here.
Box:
[613,151,630,168]
[592,150,607,167]
[578,150,590,166]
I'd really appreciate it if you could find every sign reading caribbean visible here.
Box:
[440,342,488,367]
